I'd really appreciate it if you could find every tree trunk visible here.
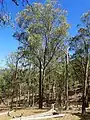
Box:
[28,87,31,107]
[82,43,89,115]
[53,85,56,100]
[10,94,14,110]
[86,77,89,107]
[58,93,62,111]
[41,68,45,108]
[18,84,21,107]
[82,59,89,114]
[39,61,42,108]
[32,92,35,107]
[65,48,69,110]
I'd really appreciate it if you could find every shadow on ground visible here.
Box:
[72,112,90,120]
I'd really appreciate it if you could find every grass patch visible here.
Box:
[45,114,81,120]
[0,108,47,120]
[0,108,90,120]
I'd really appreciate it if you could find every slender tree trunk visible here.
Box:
[10,90,14,110]
[82,43,89,115]
[28,86,31,107]
[65,48,69,110]
[51,83,54,100]
[86,77,89,107]
[42,69,45,107]
[42,69,45,108]
[58,92,62,111]
[18,84,21,107]
[32,92,35,107]
[10,97,13,110]
[12,57,19,109]
[82,59,89,114]
[53,85,56,100]
[39,61,42,108]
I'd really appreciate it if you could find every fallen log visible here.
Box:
[11,114,65,120]
[11,104,65,120]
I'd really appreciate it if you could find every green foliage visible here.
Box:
[14,2,69,70]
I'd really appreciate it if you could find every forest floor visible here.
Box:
[0,107,90,120]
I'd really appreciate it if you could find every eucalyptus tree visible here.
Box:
[70,11,90,114]
[5,52,24,108]
[0,68,13,108]
[14,1,69,108]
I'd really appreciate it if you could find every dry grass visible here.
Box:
[45,114,81,120]
[43,113,90,120]
[0,108,47,120]
[0,108,90,120]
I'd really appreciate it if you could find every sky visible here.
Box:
[0,0,90,68]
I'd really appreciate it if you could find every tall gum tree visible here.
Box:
[14,1,69,108]
[70,11,90,114]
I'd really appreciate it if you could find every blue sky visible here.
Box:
[0,0,90,67]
